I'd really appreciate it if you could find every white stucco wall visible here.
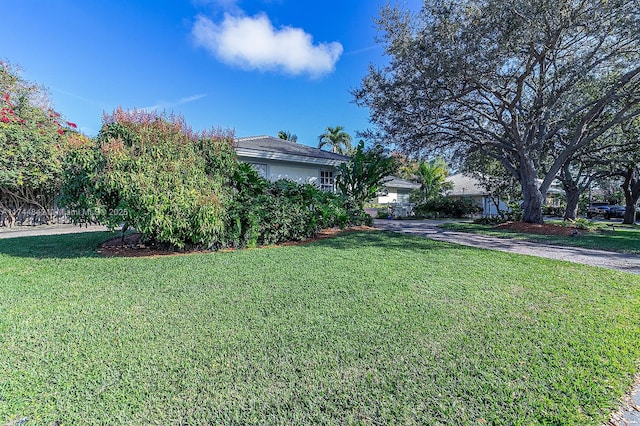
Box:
[482,197,509,216]
[238,156,338,186]
[376,189,412,204]
[268,163,321,184]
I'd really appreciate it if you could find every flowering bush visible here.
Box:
[60,109,370,249]
[60,108,236,249]
[0,60,78,226]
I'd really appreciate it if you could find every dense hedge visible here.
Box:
[60,110,370,250]
[414,197,481,218]
[225,164,370,248]
[59,110,235,249]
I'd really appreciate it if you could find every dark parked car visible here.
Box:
[604,205,626,219]
[587,202,609,218]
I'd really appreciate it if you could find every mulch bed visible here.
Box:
[495,221,583,236]
[98,226,375,258]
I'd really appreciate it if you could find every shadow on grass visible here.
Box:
[0,231,117,259]
[304,230,471,253]
[443,222,640,254]
[0,229,469,261]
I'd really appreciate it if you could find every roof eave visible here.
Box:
[236,148,348,167]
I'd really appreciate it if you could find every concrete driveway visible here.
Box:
[374,219,640,275]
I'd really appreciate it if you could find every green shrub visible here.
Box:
[505,202,524,221]
[561,217,597,230]
[414,197,481,218]
[473,216,507,225]
[542,205,565,217]
[60,109,236,249]
[60,110,371,250]
[224,176,371,248]
[376,209,392,219]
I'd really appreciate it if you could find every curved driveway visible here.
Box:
[374,219,640,275]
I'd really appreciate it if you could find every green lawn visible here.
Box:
[440,221,640,254]
[1,231,639,425]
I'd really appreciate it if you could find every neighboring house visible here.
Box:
[445,173,564,216]
[445,174,507,217]
[374,176,421,204]
[234,136,349,191]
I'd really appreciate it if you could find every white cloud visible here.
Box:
[177,93,208,104]
[141,93,207,112]
[192,13,343,78]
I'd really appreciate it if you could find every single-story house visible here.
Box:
[445,173,564,216]
[234,135,349,191]
[445,174,508,216]
[374,176,421,204]
[234,136,421,205]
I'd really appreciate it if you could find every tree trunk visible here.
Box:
[559,162,581,221]
[564,186,580,221]
[623,205,637,224]
[520,162,544,223]
[621,167,640,225]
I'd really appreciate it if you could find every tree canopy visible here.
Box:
[0,60,77,226]
[335,140,396,208]
[318,125,352,155]
[354,0,640,223]
[277,130,298,143]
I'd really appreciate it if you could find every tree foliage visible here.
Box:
[59,109,237,249]
[318,125,352,155]
[609,119,640,223]
[406,158,452,203]
[354,0,640,223]
[462,152,521,218]
[277,130,298,143]
[0,60,77,226]
[335,140,396,209]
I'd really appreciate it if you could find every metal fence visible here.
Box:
[0,200,71,227]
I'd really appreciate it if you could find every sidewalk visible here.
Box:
[0,223,112,239]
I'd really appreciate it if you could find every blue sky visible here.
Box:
[1,0,420,147]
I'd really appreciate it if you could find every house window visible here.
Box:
[249,163,268,179]
[319,170,334,192]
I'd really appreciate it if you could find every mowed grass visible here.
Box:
[440,221,640,254]
[1,231,639,425]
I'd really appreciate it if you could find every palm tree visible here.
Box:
[317,125,352,155]
[412,158,452,202]
[277,130,298,143]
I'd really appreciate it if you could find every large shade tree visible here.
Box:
[610,119,640,224]
[354,0,640,223]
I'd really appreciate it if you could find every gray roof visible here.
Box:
[382,176,421,190]
[446,173,565,196]
[446,174,488,196]
[235,135,350,162]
